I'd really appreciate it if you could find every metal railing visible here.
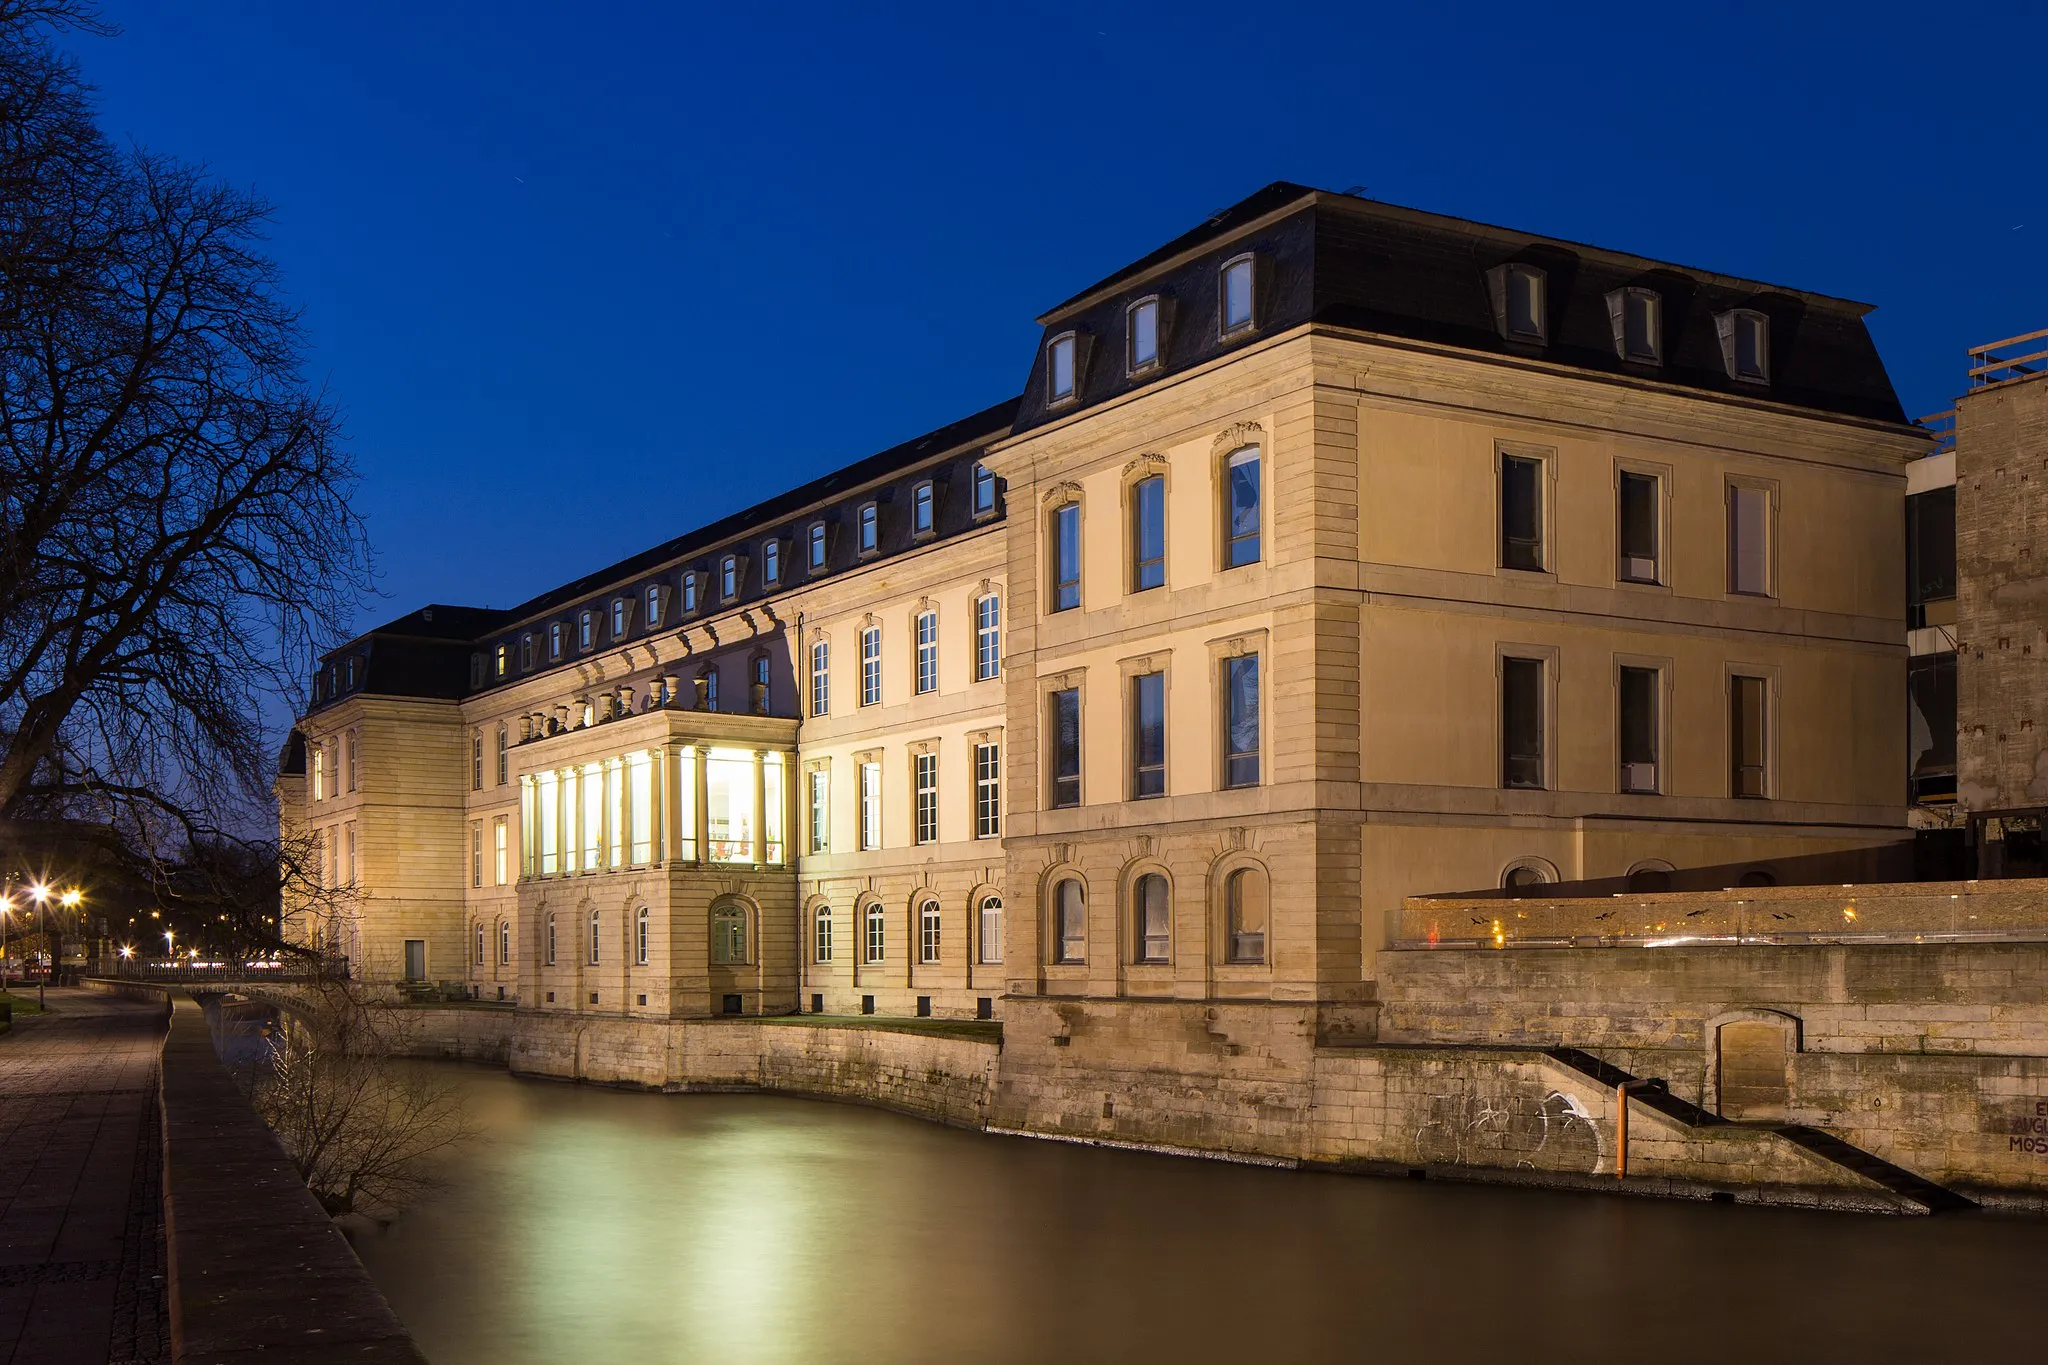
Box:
[1914,409,1955,454]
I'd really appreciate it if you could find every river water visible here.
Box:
[350,1064,2043,1365]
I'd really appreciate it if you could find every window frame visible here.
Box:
[578,610,594,652]
[1497,445,1551,575]
[1499,263,1548,343]
[1498,649,1553,792]
[1127,294,1162,374]
[814,900,833,963]
[720,554,739,602]
[918,896,942,965]
[977,894,1003,965]
[1049,686,1082,809]
[857,502,880,557]
[974,594,1001,682]
[1219,254,1256,337]
[645,583,663,628]
[1129,473,1167,593]
[807,767,829,855]
[1133,871,1171,964]
[635,906,649,966]
[860,625,882,706]
[711,901,749,966]
[549,623,564,660]
[1719,308,1772,384]
[810,638,830,717]
[1221,651,1261,790]
[913,750,938,846]
[973,740,1000,838]
[914,610,938,695]
[1046,331,1079,406]
[1052,877,1086,964]
[864,898,886,964]
[1224,866,1269,965]
[808,522,829,573]
[1615,463,1668,587]
[610,597,628,640]
[1222,445,1262,570]
[858,760,881,850]
[1729,668,1774,799]
[911,480,936,539]
[762,538,782,586]
[1726,476,1778,598]
[1608,286,1664,365]
[1130,670,1167,800]
[1049,500,1082,613]
[1617,659,1666,796]
[971,462,998,519]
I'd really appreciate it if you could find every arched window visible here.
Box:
[635,906,649,966]
[1626,862,1674,894]
[751,655,771,714]
[1133,873,1170,963]
[587,910,600,965]
[474,922,485,966]
[498,920,510,966]
[1226,867,1268,964]
[1502,861,1552,896]
[1053,878,1086,963]
[545,911,557,966]
[711,902,748,965]
[918,897,942,964]
[1738,869,1777,888]
[814,902,833,963]
[978,895,1003,965]
[864,901,886,963]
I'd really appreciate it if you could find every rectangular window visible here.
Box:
[809,769,829,854]
[1052,503,1081,612]
[579,611,594,650]
[721,556,738,600]
[811,640,830,716]
[1506,265,1545,340]
[1501,454,1544,571]
[913,481,934,537]
[915,612,938,695]
[345,824,356,884]
[1048,333,1077,403]
[1051,687,1081,809]
[914,752,938,845]
[1619,666,1659,794]
[1618,471,1660,584]
[1224,447,1260,568]
[1131,475,1165,591]
[858,503,879,555]
[1618,288,1661,363]
[1501,657,1545,790]
[629,753,653,863]
[539,771,559,876]
[808,522,827,571]
[979,896,1003,965]
[1132,672,1166,799]
[705,751,755,863]
[751,656,771,714]
[472,733,483,791]
[645,584,662,627]
[312,744,324,801]
[470,822,483,889]
[549,623,563,659]
[762,754,784,864]
[611,599,627,638]
[495,726,507,785]
[972,462,997,517]
[975,595,1000,681]
[683,574,699,613]
[859,761,881,850]
[860,626,882,706]
[1221,257,1254,333]
[1224,654,1260,788]
[1128,297,1160,372]
[763,539,781,585]
[1908,652,1958,804]
[636,911,648,966]
[1907,487,1957,629]
[494,643,507,678]
[1731,311,1769,381]
[1728,484,1771,596]
[346,731,358,792]
[519,634,534,671]
[974,742,1000,838]
[494,816,509,884]
[1731,675,1769,798]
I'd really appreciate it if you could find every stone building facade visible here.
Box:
[279,182,1927,1027]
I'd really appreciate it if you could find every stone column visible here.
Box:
[752,750,768,867]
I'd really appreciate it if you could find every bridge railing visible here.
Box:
[104,959,346,984]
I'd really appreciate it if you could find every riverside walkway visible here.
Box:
[0,987,169,1365]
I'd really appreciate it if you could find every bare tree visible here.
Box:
[244,982,472,1219]
[0,4,372,883]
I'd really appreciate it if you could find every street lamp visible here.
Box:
[28,883,49,1009]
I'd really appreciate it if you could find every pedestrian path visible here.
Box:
[0,988,170,1365]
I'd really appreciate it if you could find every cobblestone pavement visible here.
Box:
[0,989,170,1365]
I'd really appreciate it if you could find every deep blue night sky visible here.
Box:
[73,1,2048,637]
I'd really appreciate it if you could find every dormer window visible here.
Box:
[682,572,699,614]
[518,634,534,671]
[1128,296,1161,373]
[610,598,628,639]
[858,502,879,556]
[578,610,594,651]
[344,656,357,689]
[1220,256,1255,336]
[808,522,828,572]
[1047,332,1078,405]
[1608,287,1663,365]
[912,481,935,538]
[972,462,997,518]
[720,554,739,601]
[645,583,662,628]
[763,538,782,585]
[549,622,563,660]
[1501,264,1547,342]
[1718,309,1770,384]
[469,654,485,688]
[494,644,508,678]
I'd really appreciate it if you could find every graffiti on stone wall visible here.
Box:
[2004,1101,2048,1154]
[1412,1088,1599,1172]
